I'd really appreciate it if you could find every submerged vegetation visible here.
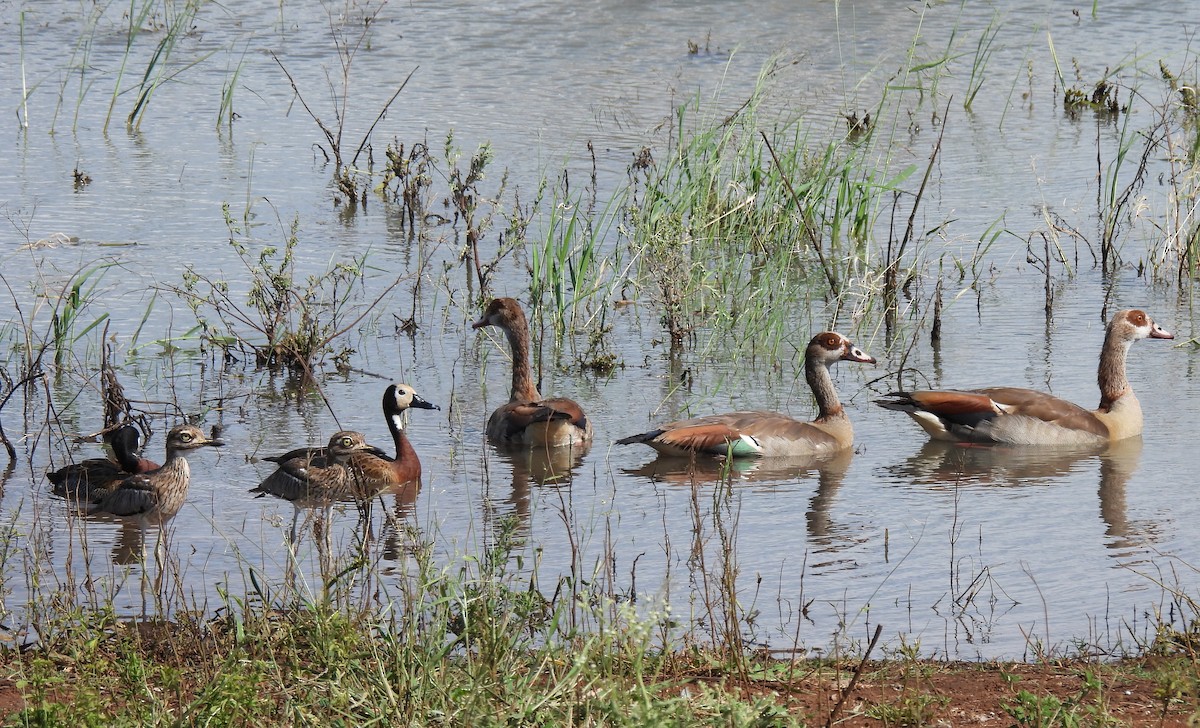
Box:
[5,0,1200,723]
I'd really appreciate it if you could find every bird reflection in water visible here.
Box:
[253,467,424,585]
[485,443,590,542]
[886,437,1148,552]
[621,449,855,549]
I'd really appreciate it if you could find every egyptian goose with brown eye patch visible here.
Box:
[87,424,224,520]
[875,309,1174,445]
[472,297,593,447]
[252,430,382,503]
[616,332,876,457]
[49,424,159,500]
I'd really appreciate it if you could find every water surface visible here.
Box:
[1,0,1198,660]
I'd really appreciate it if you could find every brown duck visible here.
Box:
[49,424,159,500]
[472,297,592,447]
[257,383,438,498]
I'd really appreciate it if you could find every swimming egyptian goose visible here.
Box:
[49,424,159,500]
[875,309,1173,445]
[472,297,593,447]
[88,424,224,520]
[616,332,876,457]
[252,431,381,503]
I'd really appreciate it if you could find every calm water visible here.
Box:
[1,0,1199,659]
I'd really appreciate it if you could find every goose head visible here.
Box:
[471,297,526,332]
[807,332,876,366]
[1111,309,1173,342]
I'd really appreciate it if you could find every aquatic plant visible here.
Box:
[1160,59,1200,115]
[377,137,437,236]
[167,205,403,373]
[48,264,116,369]
[530,153,628,337]
[216,39,250,129]
[271,1,415,206]
[48,0,107,133]
[101,0,159,133]
[963,8,1003,112]
[622,65,920,357]
[445,135,511,295]
[1,258,115,372]
[126,0,211,130]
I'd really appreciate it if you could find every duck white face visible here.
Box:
[388,384,438,411]
[383,384,440,432]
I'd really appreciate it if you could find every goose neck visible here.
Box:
[806,355,843,420]
[1097,331,1132,411]
[504,324,542,403]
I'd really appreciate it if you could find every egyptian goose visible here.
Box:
[252,430,380,503]
[875,309,1173,445]
[616,332,876,457]
[49,424,159,500]
[471,297,593,447]
[88,424,224,520]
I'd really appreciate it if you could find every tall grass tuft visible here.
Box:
[46,263,116,369]
[216,39,250,129]
[1096,88,1158,275]
[530,157,628,337]
[624,66,916,357]
[126,0,210,130]
[963,8,1003,111]
[103,0,158,133]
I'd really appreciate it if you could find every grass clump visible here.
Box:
[622,65,915,358]
[1063,77,1123,117]
[1000,670,1122,727]
[377,137,437,237]
[10,613,1200,725]
[529,154,626,339]
[0,520,823,726]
